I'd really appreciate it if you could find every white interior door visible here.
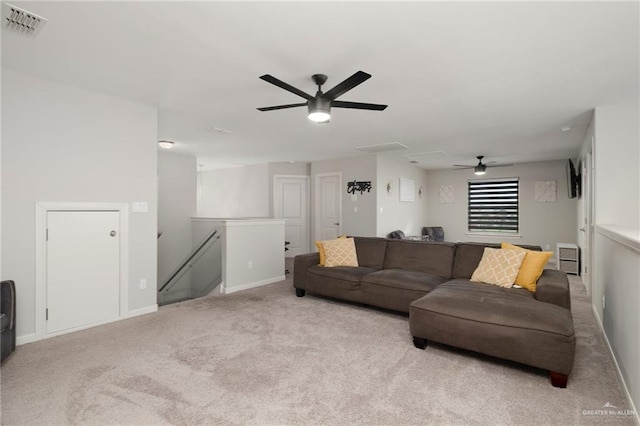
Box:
[315,173,342,241]
[46,210,121,334]
[274,176,310,257]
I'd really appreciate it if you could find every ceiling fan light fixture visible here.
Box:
[308,98,331,123]
[474,164,487,175]
[308,111,330,123]
[158,140,174,149]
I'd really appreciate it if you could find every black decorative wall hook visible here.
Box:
[347,180,372,195]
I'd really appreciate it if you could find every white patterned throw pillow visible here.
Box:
[471,248,526,288]
[323,237,359,267]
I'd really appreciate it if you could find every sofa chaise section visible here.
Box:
[409,277,575,387]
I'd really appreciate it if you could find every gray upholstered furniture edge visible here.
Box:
[1,280,16,363]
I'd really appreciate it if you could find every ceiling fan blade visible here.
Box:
[490,163,515,168]
[453,164,474,168]
[332,100,387,111]
[259,75,314,100]
[323,71,371,100]
[257,102,308,111]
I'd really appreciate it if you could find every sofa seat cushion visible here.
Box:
[304,265,376,303]
[362,269,447,293]
[307,265,376,283]
[409,279,575,374]
[360,269,448,313]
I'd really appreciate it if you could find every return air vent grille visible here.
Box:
[2,3,47,37]
[403,151,449,163]
[355,142,409,153]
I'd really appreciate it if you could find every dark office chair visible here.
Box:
[1,280,16,363]
[387,230,406,240]
[422,227,445,242]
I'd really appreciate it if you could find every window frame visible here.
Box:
[467,177,520,236]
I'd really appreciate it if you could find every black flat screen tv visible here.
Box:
[566,159,580,198]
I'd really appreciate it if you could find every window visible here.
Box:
[468,178,519,233]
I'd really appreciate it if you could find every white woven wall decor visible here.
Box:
[535,180,556,202]
[439,184,455,204]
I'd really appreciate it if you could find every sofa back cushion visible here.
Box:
[452,242,542,279]
[353,237,388,270]
[383,241,456,278]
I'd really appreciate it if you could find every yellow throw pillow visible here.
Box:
[323,237,359,267]
[471,248,526,288]
[315,241,327,265]
[315,235,347,266]
[501,242,553,292]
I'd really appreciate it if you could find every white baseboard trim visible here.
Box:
[223,276,285,294]
[16,333,38,346]
[125,304,158,318]
[592,305,639,425]
[15,304,158,346]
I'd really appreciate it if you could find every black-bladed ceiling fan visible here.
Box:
[257,71,387,122]
[454,156,514,175]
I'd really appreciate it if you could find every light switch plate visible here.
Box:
[132,202,148,213]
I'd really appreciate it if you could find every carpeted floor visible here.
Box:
[0,269,636,425]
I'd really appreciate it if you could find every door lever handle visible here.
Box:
[579,227,586,232]
[333,223,340,226]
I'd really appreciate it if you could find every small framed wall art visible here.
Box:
[400,177,415,202]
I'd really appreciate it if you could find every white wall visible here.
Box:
[223,220,285,293]
[587,102,640,416]
[376,156,429,237]
[1,69,158,339]
[594,104,640,230]
[311,155,377,238]
[158,151,196,286]
[193,219,284,294]
[425,160,577,249]
[197,164,269,218]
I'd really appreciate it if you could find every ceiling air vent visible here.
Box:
[355,142,409,154]
[3,3,47,37]
[403,150,449,163]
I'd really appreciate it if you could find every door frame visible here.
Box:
[314,172,343,242]
[35,202,129,340]
[581,138,595,296]
[273,175,311,254]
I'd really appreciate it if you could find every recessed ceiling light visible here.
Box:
[561,126,573,132]
[158,140,174,149]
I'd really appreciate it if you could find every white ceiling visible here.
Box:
[2,1,638,170]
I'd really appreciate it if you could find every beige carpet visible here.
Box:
[1,272,636,425]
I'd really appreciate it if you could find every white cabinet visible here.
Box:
[557,243,579,275]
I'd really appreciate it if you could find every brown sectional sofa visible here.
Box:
[293,237,576,388]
